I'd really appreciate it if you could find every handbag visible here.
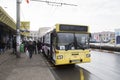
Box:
[26,50,29,57]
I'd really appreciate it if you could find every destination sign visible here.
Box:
[59,24,88,32]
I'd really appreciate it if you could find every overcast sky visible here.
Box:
[0,0,120,32]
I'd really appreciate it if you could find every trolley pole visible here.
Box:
[16,0,21,58]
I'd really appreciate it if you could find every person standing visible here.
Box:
[0,41,2,54]
[12,38,16,55]
[27,41,35,59]
[37,41,42,54]
[2,41,6,53]
[33,41,37,54]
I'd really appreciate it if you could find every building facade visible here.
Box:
[38,27,51,40]
[115,29,120,44]
[29,31,39,41]
[91,31,115,43]
[0,6,16,49]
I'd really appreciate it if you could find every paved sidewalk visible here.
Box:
[0,50,13,65]
[0,50,55,80]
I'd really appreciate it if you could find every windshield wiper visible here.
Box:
[77,43,87,50]
[65,42,74,51]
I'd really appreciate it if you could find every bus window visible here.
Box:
[57,33,74,50]
[75,34,89,49]
[57,33,90,50]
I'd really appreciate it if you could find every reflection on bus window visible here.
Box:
[75,34,89,49]
[57,33,90,50]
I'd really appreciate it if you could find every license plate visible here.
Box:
[71,60,80,63]
[73,55,77,58]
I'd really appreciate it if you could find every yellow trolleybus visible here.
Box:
[42,24,91,65]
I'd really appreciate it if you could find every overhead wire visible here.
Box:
[30,0,77,6]
[20,0,78,30]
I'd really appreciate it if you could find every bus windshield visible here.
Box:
[57,33,90,50]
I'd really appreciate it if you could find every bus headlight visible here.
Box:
[86,54,91,57]
[57,55,63,59]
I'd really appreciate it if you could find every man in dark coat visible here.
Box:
[27,41,35,59]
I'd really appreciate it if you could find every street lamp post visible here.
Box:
[16,0,21,58]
